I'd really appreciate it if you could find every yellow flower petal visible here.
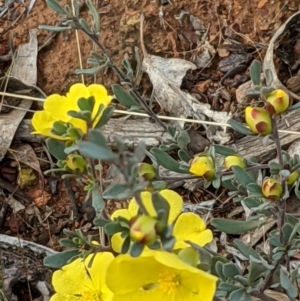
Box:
[128,190,183,224]
[88,84,113,127]
[111,209,132,221]
[50,293,81,301]
[106,253,163,294]
[31,111,71,140]
[52,258,94,295]
[111,232,125,253]
[107,251,217,301]
[44,94,71,122]
[67,83,91,106]
[85,252,114,301]
[189,161,207,176]
[173,213,213,249]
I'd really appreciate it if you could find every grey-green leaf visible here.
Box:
[228,119,252,135]
[211,218,264,234]
[43,249,80,268]
[250,59,261,86]
[151,148,188,174]
[46,138,67,160]
[233,166,256,188]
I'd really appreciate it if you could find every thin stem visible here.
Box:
[271,117,283,167]
[72,18,167,131]
[259,258,282,293]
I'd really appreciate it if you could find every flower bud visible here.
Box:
[265,89,289,115]
[286,170,299,186]
[138,163,156,180]
[189,153,215,180]
[262,178,283,201]
[245,107,272,136]
[224,155,246,170]
[129,215,158,246]
[66,154,87,173]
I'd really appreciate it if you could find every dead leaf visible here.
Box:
[9,144,44,187]
[257,0,268,9]
[28,188,51,207]
[140,16,231,141]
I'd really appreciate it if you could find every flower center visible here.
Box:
[81,290,102,301]
[158,271,180,294]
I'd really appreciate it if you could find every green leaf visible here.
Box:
[219,283,241,292]
[265,68,273,87]
[92,187,105,213]
[214,145,237,156]
[211,256,229,277]
[77,96,94,112]
[112,84,139,108]
[152,191,170,224]
[93,218,110,227]
[228,119,252,135]
[121,235,131,254]
[229,288,245,301]
[249,255,274,270]
[43,249,80,268]
[59,238,78,248]
[211,218,264,234]
[52,121,68,135]
[261,87,276,98]
[94,106,114,128]
[46,138,67,160]
[178,149,192,163]
[161,236,175,251]
[280,268,298,299]
[79,141,117,161]
[45,0,67,14]
[250,59,261,86]
[248,261,267,284]
[86,0,100,33]
[39,25,69,32]
[233,239,260,259]
[76,64,109,75]
[233,166,255,188]
[103,183,133,200]
[68,110,91,122]
[130,242,144,257]
[151,148,188,174]
[287,101,300,111]
[104,222,124,236]
[167,125,177,137]
[222,263,241,279]
[177,131,190,149]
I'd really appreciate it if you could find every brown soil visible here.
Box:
[1,0,298,95]
[0,0,299,281]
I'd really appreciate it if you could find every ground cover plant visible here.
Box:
[24,1,300,301]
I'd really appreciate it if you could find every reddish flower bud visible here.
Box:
[265,89,290,115]
[262,178,283,201]
[129,215,158,246]
[66,154,87,173]
[286,170,299,186]
[224,155,246,170]
[245,107,272,136]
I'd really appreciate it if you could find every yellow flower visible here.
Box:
[110,191,213,252]
[50,252,114,301]
[173,213,213,249]
[110,190,183,253]
[245,107,272,136]
[32,83,112,139]
[106,250,217,301]
[189,153,215,180]
[265,89,290,115]
[224,155,246,170]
